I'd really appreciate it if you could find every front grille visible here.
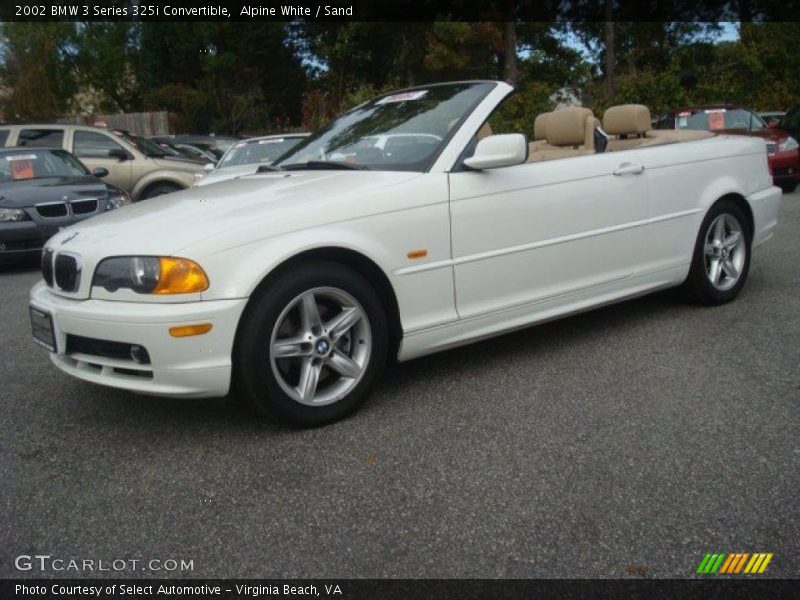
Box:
[41,248,54,286]
[54,253,79,291]
[71,198,99,215]
[36,203,68,218]
[66,335,151,364]
[2,239,44,252]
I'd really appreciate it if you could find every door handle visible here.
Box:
[613,162,645,176]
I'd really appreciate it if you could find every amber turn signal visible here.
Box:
[169,323,213,338]
[153,258,209,294]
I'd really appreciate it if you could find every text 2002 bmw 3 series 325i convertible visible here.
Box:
[30,81,781,426]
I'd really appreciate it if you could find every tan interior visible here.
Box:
[527,107,597,162]
[524,104,714,163]
[476,122,493,141]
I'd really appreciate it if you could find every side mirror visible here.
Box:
[204,163,215,171]
[92,167,109,178]
[108,147,131,161]
[463,134,528,170]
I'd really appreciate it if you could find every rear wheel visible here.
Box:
[682,199,751,305]
[233,261,388,427]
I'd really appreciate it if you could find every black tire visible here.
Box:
[139,182,182,200]
[779,181,798,193]
[233,260,389,427]
[682,199,751,305]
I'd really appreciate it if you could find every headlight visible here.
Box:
[106,191,132,211]
[0,207,29,222]
[193,172,206,182]
[92,256,209,294]
[779,137,798,152]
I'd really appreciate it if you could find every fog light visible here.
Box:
[130,344,150,364]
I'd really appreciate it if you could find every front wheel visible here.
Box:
[233,261,388,427]
[139,182,182,200]
[682,199,751,305]
[779,181,798,193]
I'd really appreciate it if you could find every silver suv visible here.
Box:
[0,124,206,200]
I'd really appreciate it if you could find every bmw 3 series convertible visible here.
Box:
[30,81,782,426]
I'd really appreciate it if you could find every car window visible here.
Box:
[676,109,766,131]
[73,130,125,158]
[219,137,307,168]
[0,149,89,182]
[0,129,9,146]
[18,129,64,148]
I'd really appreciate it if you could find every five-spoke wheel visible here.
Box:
[233,260,388,427]
[684,199,751,305]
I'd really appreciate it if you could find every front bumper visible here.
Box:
[0,221,48,258]
[768,150,800,184]
[29,281,248,398]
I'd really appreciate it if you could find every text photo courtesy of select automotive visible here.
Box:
[1,6,799,597]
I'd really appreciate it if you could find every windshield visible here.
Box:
[275,82,495,172]
[675,108,767,131]
[219,136,307,168]
[113,131,166,158]
[0,149,89,182]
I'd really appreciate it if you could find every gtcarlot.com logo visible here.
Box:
[696,552,773,574]
[15,554,194,573]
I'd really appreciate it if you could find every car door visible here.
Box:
[448,150,649,320]
[780,106,800,142]
[70,130,133,190]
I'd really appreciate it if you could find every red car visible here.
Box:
[656,105,800,192]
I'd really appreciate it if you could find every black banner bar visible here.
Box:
[2,579,799,600]
[2,0,800,22]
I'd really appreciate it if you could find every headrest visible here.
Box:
[476,122,493,141]
[533,112,551,141]
[545,107,594,147]
[603,104,651,136]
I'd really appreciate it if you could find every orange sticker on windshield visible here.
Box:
[11,159,34,180]
[708,111,725,130]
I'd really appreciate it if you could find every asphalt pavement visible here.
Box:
[1,192,798,579]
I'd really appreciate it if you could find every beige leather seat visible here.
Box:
[528,107,597,162]
[603,104,650,151]
[528,112,552,153]
[603,104,714,150]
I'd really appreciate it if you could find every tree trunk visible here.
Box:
[503,21,518,85]
[604,0,615,100]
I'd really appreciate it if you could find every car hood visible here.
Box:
[0,176,113,208]
[149,156,206,171]
[194,164,263,186]
[45,170,420,258]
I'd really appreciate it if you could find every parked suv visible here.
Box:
[0,124,206,200]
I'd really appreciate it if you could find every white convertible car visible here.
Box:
[30,81,781,426]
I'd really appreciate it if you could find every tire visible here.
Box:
[779,181,798,193]
[233,260,389,427]
[139,182,182,200]
[682,199,751,305]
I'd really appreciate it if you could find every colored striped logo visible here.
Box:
[696,552,773,574]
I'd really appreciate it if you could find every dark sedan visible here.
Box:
[0,147,131,267]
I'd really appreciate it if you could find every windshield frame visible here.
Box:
[273,82,498,173]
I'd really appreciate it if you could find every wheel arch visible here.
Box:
[712,192,755,242]
[132,174,190,200]
[239,246,403,360]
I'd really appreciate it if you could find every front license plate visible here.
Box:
[29,306,56,352]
